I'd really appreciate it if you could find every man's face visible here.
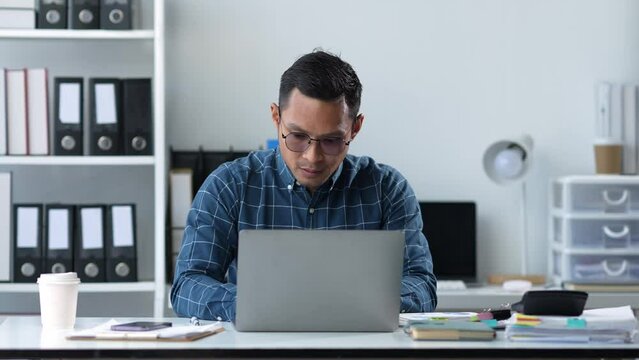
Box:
[271,89,363,193]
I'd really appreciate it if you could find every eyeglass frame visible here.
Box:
[277,107,355,156]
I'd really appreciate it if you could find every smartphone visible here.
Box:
[110,321,172,332]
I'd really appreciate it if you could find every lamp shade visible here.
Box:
[483,135,533,185]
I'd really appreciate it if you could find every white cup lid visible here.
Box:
[37,272,80,284]
[594,137,623,145]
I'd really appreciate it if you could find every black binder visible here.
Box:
[100,0,131,30]
[105,204,137,282]
[44,205,74,274]
[75,205,106,282]
[37,0,67,29]
[68,0,99,29]
[53,78,83,155]
[13,204,43,283]
[89,78,122,155]
[122,79,153,155]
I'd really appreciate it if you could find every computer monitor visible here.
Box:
[418,201,477,282]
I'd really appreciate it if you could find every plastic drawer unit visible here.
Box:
[552,175,639,214]
[550,175,639,285]
[552,249,639,283]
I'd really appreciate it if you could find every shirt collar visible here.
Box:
[275,147,345,191]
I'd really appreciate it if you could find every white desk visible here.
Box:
[437,286,639,311]
[0,316,638,359]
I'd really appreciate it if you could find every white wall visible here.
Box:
[165,0,639,280]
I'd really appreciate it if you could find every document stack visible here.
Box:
[505,306,638,343]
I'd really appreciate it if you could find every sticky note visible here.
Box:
[567,318,586,329]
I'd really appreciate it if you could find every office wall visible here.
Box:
[165,0,639,280]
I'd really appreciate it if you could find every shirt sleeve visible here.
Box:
[170,165,240,321]
[381,168,438,312]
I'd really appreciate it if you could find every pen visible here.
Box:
[190,317,201,326]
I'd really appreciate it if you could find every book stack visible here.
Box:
[505,306,638,343]
[0,0,35,29]
[404,320,496,341]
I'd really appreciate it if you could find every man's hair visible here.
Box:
[279,50,363,120]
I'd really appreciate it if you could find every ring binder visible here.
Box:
[75,205,106,282]
[89,78,122,155]
[44,205,75,274]
[54,78,84,156]
[105,204,137,282]
[13,204,43,283]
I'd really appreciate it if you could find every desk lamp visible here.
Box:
[482,135,542,289]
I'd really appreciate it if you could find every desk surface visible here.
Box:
[1,316,638,359]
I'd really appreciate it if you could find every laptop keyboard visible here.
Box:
[436,280,467,290]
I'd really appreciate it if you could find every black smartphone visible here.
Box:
[110,321,172,332]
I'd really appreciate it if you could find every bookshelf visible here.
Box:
[0,156,155,166]
[0,1,166,317]
[0,29,154,40]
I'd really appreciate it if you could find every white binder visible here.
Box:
[0,173,11,281]
[26,68,49,155]
[6,69,28,155]
[0,69,7,155]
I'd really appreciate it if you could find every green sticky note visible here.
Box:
[567,318,586,329]
[481,319,498,328]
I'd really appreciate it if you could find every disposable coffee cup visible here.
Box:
[37,272,81,330]
[594,138,623,174]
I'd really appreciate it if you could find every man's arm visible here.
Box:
[170,166,239,321]
[382,170,438,313]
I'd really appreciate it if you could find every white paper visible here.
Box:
[112,205,134,247]
[16,207,38,248]
[48,209,69,250]
[505,306,639,343]
[67,319,224,340]
[95,84,117,125]
[81,208,103,250]
[59,83,81,125]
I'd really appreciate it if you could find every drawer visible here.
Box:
[553,176,639,213]
[552,216,639,249]
[553,251,639,283]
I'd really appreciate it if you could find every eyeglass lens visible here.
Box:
[284,132,345,155]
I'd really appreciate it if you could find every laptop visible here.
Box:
[234,229,405,332]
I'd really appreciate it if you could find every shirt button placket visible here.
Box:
[307,207,315,228]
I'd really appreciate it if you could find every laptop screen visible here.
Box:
[418,201,477,282]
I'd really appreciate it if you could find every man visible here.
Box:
[171,50,437,321]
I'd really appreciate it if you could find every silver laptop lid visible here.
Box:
[235,229,404,332]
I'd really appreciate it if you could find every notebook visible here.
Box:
[405,320,496,341]
[234,229,405,332]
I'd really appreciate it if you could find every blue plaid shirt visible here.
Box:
[171,148,437,321]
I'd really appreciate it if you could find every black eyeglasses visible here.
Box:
[280,123,351,156]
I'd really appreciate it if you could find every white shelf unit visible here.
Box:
[0,281,155,293]
[550,175,639,285]
[0,1,166,317]
[0,29,154,40]
[0,156,155,166]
